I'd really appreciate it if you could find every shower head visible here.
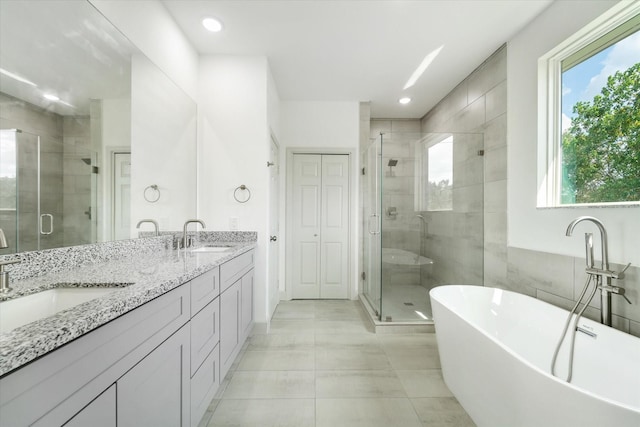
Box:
[387,159,398,167]
[81,158,91,165]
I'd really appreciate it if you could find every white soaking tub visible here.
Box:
[430,285,640,427]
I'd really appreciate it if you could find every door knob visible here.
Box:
[270,236,277,242]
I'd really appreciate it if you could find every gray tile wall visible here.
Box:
[420,45,507,289]
[62,116,94,247]
[507,247,640,337]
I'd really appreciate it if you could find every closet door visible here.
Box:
[291,154,322,298]
[291,154,349,299]
[320,155,349,298]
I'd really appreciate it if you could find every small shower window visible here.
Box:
[416,134,453,211]
[0,130,17,211]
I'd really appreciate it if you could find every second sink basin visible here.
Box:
[0,286,125,333]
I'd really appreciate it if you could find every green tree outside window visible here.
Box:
[561,62,640,204]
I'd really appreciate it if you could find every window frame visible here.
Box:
[537,1,640,208]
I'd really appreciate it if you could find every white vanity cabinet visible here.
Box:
[219,250,255,379]
[0,284,191,427]
[63,385,116,427]
[117,325,190,427]
[0,248,255,427]
[189,267,220,427]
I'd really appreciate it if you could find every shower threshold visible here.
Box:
[358,295,435,334]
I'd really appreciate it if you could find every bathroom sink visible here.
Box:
[190,246,233,253]
[0,286,123,333]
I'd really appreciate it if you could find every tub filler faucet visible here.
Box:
[566,216,632,326]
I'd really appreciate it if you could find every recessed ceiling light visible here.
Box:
[399,97,411,105]
[202,17,223,32]
[43,93,60,101]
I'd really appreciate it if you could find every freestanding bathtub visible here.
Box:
[430,285,640,427]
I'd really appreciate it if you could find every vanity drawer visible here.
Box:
[220,250,254,292]
[190,298,219,376]
[190,267,219,316]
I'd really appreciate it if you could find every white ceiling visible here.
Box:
[163,0,553,119]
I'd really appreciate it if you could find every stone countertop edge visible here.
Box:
[0,242,256,378]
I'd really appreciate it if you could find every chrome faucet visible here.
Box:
[136,219,160,236]
[0,228,20,293]
[566,216,631,326]
[182,219,206,249]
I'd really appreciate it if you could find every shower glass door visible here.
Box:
[0,129,40,254]
[362,134,382,318]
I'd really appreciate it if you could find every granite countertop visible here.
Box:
[0,242,255,377]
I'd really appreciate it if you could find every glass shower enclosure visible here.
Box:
[362,130,484,322]
[0,128,98,254]
[0,129,42,253]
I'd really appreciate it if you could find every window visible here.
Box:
[538,2,640,207]
[0,130,17,211]
[416,134,453,211]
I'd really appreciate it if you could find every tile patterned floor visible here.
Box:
[199,300,476,427]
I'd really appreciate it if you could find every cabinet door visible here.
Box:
[240,269,254,339]
[117,325,190,427]
[191,345,219,427]
[63,384,116,427]
[219,281,240,379]
[191,298,219,377]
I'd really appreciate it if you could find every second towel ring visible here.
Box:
[144,185,160,203]
[234,185,251,203]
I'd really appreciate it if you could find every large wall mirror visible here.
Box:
[0,0,197,255]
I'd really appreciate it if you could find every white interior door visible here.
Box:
[291,153,349,299]
[292,154,321,298]
[113,152,131,240]
[320,155,349,298]
[268,136,280,317]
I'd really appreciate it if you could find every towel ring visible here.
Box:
[233,185,251,203]
[144,185,160,203]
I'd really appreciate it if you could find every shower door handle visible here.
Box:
[40,214,53,235]
[368,214,380,235]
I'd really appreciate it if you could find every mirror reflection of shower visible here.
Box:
[0,125,99,255]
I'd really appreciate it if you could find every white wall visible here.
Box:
[507,0,639,266]
[280,102,360,149]
[279,101,361,299]
[197,55,271,323]
[130,54,197,233]
[89,0,199,100]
